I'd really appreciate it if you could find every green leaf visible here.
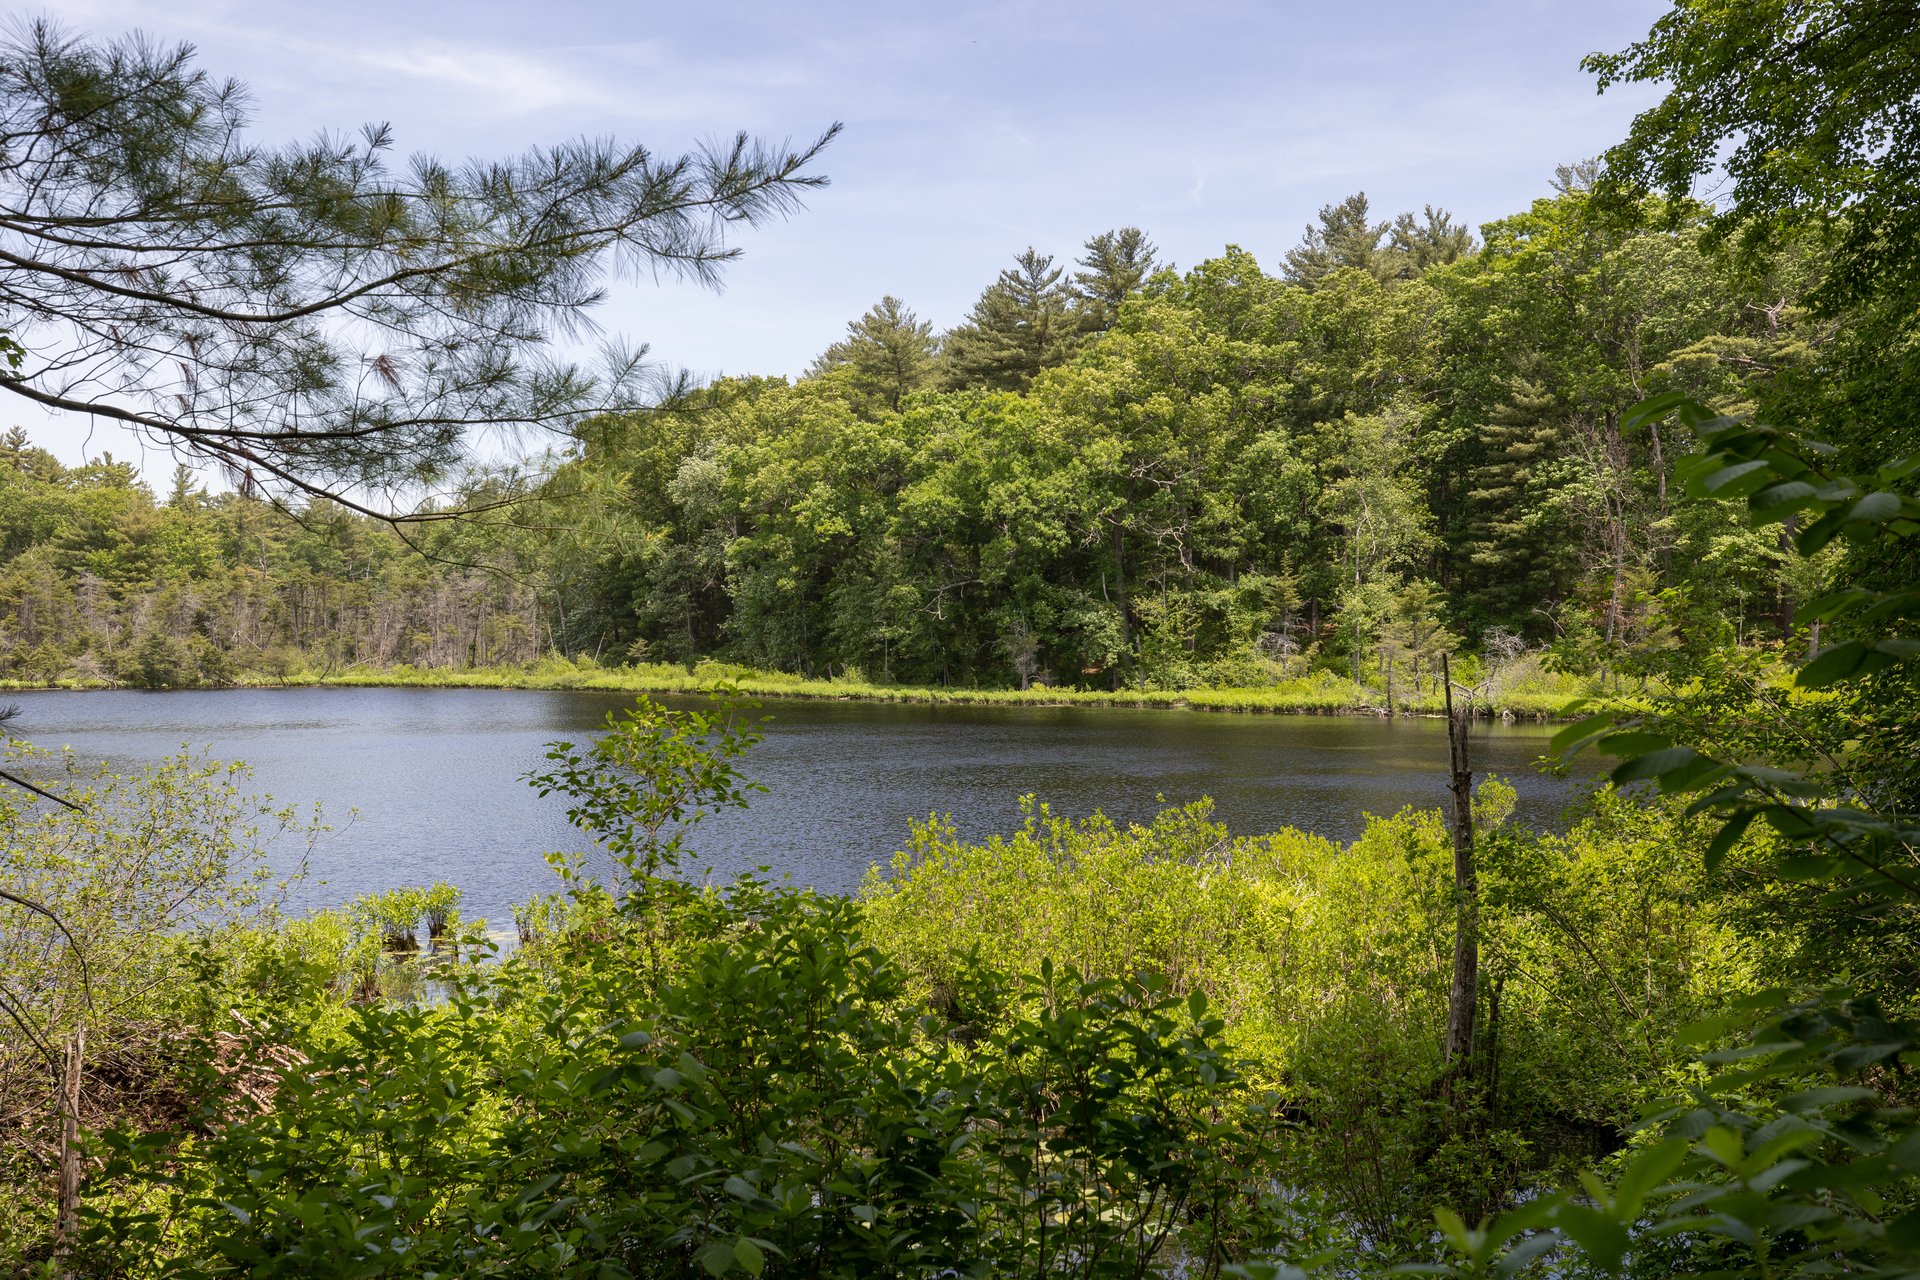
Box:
[1497,1230,1562,1275]
[1749,479,1819,520]
[1550,1203,1629,1273]
[1797,587,1876,622]
[1779,1086,1876,1114]
[1701,459,1774,497]
[1796,638,1918,688]
[732,1238,766,1276]
[1845,491,1902,523]
[1796,506,1851,554]
[1797,641,1881,688]
[1433,1207,1474,1252]
[1596,730,1672,757]
[1550,711,1615,757]
[1703,810,1758,871]
[1609,746,1699,785]
[1614,1137,1689,1216]
[1701,1127,1745,1169]
[1625,391,1693,427]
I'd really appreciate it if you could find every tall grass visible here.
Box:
[0,648,1599,716]
[102,655,1586,718]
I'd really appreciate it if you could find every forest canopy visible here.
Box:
[0,185,1855,700]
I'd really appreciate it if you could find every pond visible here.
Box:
[3,688,1596,927]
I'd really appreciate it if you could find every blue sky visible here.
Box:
[40,0,1671,470]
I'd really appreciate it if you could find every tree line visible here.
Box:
[0,177,1855,693]
[537,178,1839,692]
[0,434,543,686]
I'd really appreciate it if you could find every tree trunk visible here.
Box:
[55,1022,85,1273]
[1110,525,1136,686]
[1441,655,1478,1076]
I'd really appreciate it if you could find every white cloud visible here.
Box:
[16,0,1678,480]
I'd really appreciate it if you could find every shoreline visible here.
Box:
[0,665,1583,721]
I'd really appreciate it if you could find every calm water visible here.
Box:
[3,688,1593,926]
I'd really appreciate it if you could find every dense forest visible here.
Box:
[0,174,1851,699]
[0,435,541,685]
[3,4,1920,1279]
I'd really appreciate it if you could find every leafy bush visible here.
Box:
[83,873,1278,1277]
[862,787,1759,1243]
[0,745,323,1262]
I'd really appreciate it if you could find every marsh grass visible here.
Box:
[18,655,1588,718]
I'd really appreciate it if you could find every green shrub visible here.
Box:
[862,787,1759,1240]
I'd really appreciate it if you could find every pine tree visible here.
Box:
[0,21,836,517]
[1459,373,1579,629]
[809,296,938,411]
[1551,158,1604,195]
[1282,193,1390,286]
[1380,579,1459,696]
[1070,227,1161,332]
[941,249,1082,392]
[166,464,206,511]
[1385,206,1476,277]
[1,427,59,481]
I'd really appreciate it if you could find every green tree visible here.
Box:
[1069,226,1161,331]
[1385,205,1476,276]
[0,20,836,517]
[941,249,1082,392]
[1282,192,1390,286]
[1585,0,1920,467]
[808,295,939,412]
[1455,370,1579,629]
[1585,0,1920,315]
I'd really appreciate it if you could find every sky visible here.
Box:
[32,0,1673,474]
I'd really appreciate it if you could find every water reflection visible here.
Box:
[5,688,1595,927]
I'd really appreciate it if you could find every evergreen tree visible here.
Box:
[1282,192,1390,286]
[1385,206,1476,276]
[1459,373,1577,630]
[1379,579,1460,699]
[1070,227,1161,331]
[941,249,1082,392]
[1551,158,1603,195]
[165,465,205,512]
[809,296,938,411]
[0,21,836,516]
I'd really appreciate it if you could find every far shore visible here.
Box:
[0,661,1586,720]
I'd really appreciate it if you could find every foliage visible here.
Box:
[940,248,1084,392]
[1384,392,1919,1280]
[526,690,765,889]
[863,789,1759,1245]
[0,21,836,513]
[523,190,1824,692]
[807,297,939,413]
[0,435,550,683]
[0,176,1843,695]
[1585,0,1920,314]
[75,766,1276,1278]
[9,4,1920,1275]
[1555,394,1920,915]
[0,745,323,1258]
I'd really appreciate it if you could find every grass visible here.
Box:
[0,655,1593,718]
